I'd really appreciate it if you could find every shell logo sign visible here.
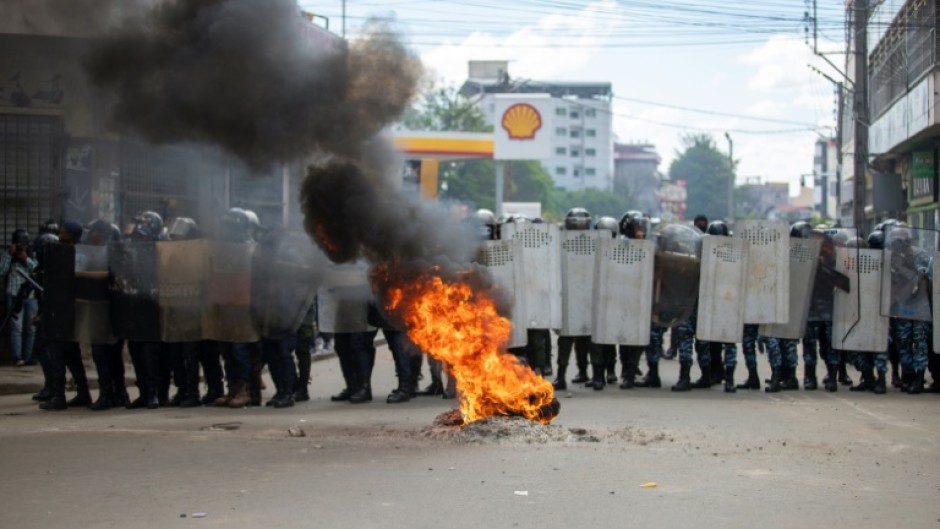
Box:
[501,103,543,140]
[494,94,553,161]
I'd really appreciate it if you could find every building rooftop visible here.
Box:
[460,79,612,100]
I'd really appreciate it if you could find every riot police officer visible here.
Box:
[124,211,164,409]
[586,216,619,390]
[672,221,718,391]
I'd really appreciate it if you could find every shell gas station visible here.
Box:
[390,131,494,200]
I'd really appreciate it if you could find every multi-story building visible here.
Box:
[613,142,661,216]
[460,61,614,192]
[840,0,939,241]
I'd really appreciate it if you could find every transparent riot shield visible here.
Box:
[592,238,655,346]
[652,223,702,328]
[734,220,789,324]
[501,222,561,329]
[696,237,748,343]
[156,240,207,343]
[881,226,931,321]
[73,245,113,344]
[252,232,323,337]
[477,239,527,348]
[203,241,259,343]
[559,230,598,336]
[760,238,821,339]
[317,261,373,334]
[832,248,889,352]
[110,241,161,342]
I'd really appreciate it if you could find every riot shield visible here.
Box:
[317,261,373,334]
[203,241,259,343]
[807,235,845,322]
[156,240,207,343]
[41,243,76,342]
[252,232,323,337]
[559,230,598,336]
[880,227,931,321]
[74,245,113,344]
[477,239,527,348]
[696,237,748,343]
[652,224,702,328]
[110,241,161,342]
[933,251,940,353]
[734,220,789,324]
[760,239,821,339]
[592,238,655,346]
[832,248,889,352]
[500,222,561,329]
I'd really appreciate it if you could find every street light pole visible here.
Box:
[341,0,346,38]
[724,132,734,220]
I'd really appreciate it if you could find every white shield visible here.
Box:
[734,220,789,324]
[560,230,598,336]
[592,238,654,346]
[501,222,561,329]
[697,237,748,343]
[760,238,821,340]
[881,249,932,321]
[832,248,890,352]
[477,239,527,348]
[317,262,374,334]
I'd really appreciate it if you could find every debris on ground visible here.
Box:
[288,426,306,438]
[201,422,241,431]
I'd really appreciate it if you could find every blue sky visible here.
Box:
[303,0,848,196]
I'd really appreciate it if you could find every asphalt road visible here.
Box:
[1,350,938,529]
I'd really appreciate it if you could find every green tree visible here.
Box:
[669,134,734,221]
[400,85,492,133]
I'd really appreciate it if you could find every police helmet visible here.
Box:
[131,210,164,242]
[564,208,592,230]
[10,228,30,246]
[168,217,199,241]
[706,220,730,237]
[790,221,813,239]
[866,230,885,250]
[619,211,649,240]
[595,216,618,237]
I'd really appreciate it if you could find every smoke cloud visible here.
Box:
[0,0,158,36]
[85,0,422,171]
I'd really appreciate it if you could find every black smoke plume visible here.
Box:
[85,0,422,171]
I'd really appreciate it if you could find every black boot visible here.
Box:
[418,380,444,396]
[32,386,52,402]
[803,364,818,391]
[891,365,902,388]
[690,366,711,389]
[850,369,874,392]
[330,387,355,401]
[619,362,636,389]
[711,356,724,386]
[723,366,736,393]
[635,363,661,388]
[908,370,925,395]
[552,365,568,390]
[591,363,605,391]
[872,371,887,394]
[387,379,413,404]
[348,384,372,404]
[901,368,914,393]
[838,359,853,386]
[671,364,692,392]
[765,367,782,393]
[824,365,838,392]
[571,369,588,384]
[67,389,92,408]
[39,394,67,410]
[292,385,310,403]
[736,366,760,390]
[90,390,114,411]
[606,361,618,384]
[780,366,799,390]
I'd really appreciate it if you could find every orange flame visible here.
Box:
[385,267,557,424]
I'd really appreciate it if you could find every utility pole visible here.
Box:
[852,0,868,230]
[724,132,734,220]
[341,0,346,38]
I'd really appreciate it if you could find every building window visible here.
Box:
[585,129,596,137]
[555,107,567,116]
[570,111,580,119]
[570,148,580,157]
[573,166,581,177]
[555,147,567,155]
[585,168,596,176]
[556,127,567,136]
[570,129,581,138]
[556,167,567,175]
[585,148,596,157]
[585,108,596,118]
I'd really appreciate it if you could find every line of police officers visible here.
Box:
[471,207,940,397]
